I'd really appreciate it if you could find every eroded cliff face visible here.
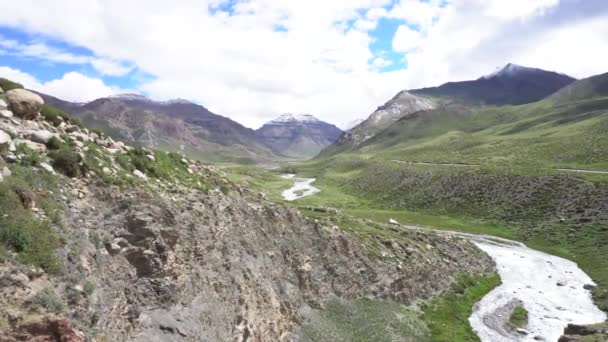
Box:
[0,179,493,341]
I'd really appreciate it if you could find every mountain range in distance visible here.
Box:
[39,93,344,163]
[31,63,593,163]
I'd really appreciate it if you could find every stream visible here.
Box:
[280,174,320,201]
[279,176,607,340]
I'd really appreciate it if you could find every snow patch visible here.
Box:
[268,113,321,124]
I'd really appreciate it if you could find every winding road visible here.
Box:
[279,176,607,341]
[391,160,608,175]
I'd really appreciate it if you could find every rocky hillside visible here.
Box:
[39,93,277,164]
[319,91,434,156]
[0,82,494,340]
[255,114,342,159]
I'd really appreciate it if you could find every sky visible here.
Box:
[0,0,607,129]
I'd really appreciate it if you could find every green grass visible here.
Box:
[0,166,62,273]
[299,298,428,342]
[509,306,528,328]
[0,77,24,91]
[422,273,501,342]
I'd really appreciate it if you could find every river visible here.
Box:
[279,176,607,340]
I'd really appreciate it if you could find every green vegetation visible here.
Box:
[49,145,83,177]
[83,280,95,297]
[41,104,82,127]
[46,136,64,150]
[299,298,428,342]
[423,273,501,342]
[0,166,61,273]
[509,306,528,328]
[15,144,42,166]
[0,77,24,91]
[32,287,64,313]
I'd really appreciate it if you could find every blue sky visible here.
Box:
[0,0,606,128]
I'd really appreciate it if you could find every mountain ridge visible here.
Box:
[255,113,342,159]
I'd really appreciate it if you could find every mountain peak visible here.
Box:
[481,63,533,79]
[108,93,150,101]
[269,113,321,124]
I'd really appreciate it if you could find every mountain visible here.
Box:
[549,71,608,103]
[319,64,576,158]
[338,117,365,131]
[319,91,435,156]
[411,63,576,105]
[39,93,277,164]
[254,114,342,159]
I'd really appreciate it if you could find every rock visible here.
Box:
[583,284,595,290]
[1,167,11,178]
[0,85,3,93]
[65,125,80,133]
[133,169,148,180]
[16,319,84,342]
[146,154,155,161]
[29,130,56,144]
[5,88,44,119]
[102,167,111,174]
[0,129,11,146]
[517,328,530,335]
[0,172,3,182]
[69,132,91,142]
[0,109,12,118]
[533,336,546,341]
[0,98,7,109]
[389,218,399,225]
[39,162,56,174]
[13,139,46,152]
[556,281,566,287]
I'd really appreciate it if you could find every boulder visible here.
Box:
[0,98,7,109]
[1,167,11,178]
[5,89,44,120]
[0,85,3,93]
[0,110,13,118]
[0,129,11,146]
[13,139,47,153]
[29,130,56,144]
[389,218,399,225]
[39,162,56,174]
[65,125,80,133]
[133,169,148,180]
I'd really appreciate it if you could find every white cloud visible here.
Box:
[0,0,606,128]
[392,25,422,52]
[0,66,131,102]
[0,37,132,76]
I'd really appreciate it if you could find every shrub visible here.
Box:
[40,105,82,128]
[49,146,82,177]
[83,280,95,297]
[46,136,63,150]
[15,144,41,166]
[0,180,60,273]
[32,288,64,313]
[0,78,24,91]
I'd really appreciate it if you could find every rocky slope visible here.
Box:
[39,93,277,164]
[319,91,435,156]
[255,114,342,159]
[0,84,495,340]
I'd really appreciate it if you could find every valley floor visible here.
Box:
[225,159,608,341]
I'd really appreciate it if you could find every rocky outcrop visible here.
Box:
[5,89,44,120]
[558,322,608,341]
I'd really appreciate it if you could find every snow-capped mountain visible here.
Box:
[255,114,342,159]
